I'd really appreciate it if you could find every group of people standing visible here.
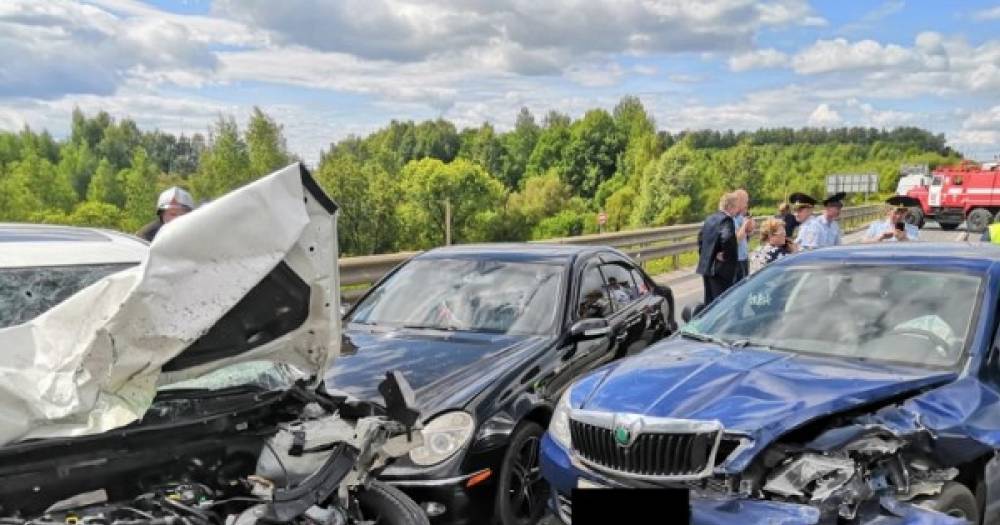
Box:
[696,190,920,304]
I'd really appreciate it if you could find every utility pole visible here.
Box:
[444,199,452,246]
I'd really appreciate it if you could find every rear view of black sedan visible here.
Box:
[326,243,676,525]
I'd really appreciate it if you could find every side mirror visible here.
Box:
[569,318,610,341]
[681,303,705,323]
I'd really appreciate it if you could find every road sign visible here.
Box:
[598,212,608,225]
[826,173,879,195]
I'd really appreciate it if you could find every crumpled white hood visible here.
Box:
[0,163,340,446]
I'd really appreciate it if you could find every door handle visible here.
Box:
[615,332,628,342]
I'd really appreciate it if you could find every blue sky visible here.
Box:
[1,0,998,164]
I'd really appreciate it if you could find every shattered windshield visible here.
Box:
[684,265,981,368]
[0,264,136,329]
[159,361,308,391]
[349,258,564,335]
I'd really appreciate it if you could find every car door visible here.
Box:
[598,256,659,357]
[547,258,616,398]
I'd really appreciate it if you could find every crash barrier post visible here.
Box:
[338,205,883,303]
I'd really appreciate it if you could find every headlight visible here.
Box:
[409,411,475,466]
[549,389,572,449]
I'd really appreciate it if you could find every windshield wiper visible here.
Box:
[679,331,732,348]
[402,324,458,332]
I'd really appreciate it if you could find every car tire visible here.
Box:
[915,481,980,524]
[495,421,550,525]
[967,209,993,233]
[939,221,960,231]
[905,207,924,229]
[355,480,430,525]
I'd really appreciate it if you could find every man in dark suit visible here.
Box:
[697,192,741,304]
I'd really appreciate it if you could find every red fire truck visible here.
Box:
[906,161,1000,232]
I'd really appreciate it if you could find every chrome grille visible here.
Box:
[556,493,572,523]
[569,418,720,479]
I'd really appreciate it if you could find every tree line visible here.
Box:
[0,98,959,255]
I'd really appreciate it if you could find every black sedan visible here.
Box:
[326,243,676,525]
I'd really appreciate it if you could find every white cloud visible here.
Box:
[0,0,218,99]
[792,38,912,74]
[955,105,1000,146]
[214,0,822,70]
[974,6,1000,20]
[565,62,625,87]
[807,103,842,126]
[728,48,789,71]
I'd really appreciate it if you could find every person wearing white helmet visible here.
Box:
[137,186,195,242]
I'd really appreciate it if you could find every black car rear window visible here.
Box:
[0,263,136,328]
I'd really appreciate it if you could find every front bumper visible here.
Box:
[539,433,965,525]
[377,446,505,525]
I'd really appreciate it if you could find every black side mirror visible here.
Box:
[681,303,705,323]
[569,318,611,341]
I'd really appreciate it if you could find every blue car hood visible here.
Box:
[326,326,547,412]
[575,340,955,472]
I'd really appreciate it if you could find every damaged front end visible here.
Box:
[754,430,965,523]
[677,415,980,525]
[0,373,425,525]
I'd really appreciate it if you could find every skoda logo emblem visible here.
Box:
[612,414,641,448]
[614,426,631,446]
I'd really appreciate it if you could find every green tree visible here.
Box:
[57,141,97,199]
[66,201,125,230]
[193,117,251,198]
[97,118,142,172]
[12,151,76,212]
[508,170,573,224]
[87,158,126,208]
[397,158,505,248]
[500,108,540,189]
[246,107,291,177]
[122,148,160,231]
[316,154,399,255]
[0,169,41,222]
[457,123,504,180]
[563,109,624,198]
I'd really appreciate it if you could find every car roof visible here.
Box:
[780,242,1000,273]
[415,242,610,262]
[0,223,148,268]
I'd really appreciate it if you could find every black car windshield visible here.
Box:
[349,258,564,335]
[0,263,137,329]
[683,265,981,369]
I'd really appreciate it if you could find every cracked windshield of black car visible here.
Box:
[349,258,563,335]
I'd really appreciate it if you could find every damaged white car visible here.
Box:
[0,164,429,525]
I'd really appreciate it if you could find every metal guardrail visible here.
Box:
[338,204,883,301]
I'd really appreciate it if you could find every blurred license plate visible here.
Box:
[577,478,609,489]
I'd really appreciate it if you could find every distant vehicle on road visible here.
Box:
[907,161,1000,232]
[542,242,1000,524]
[895,163,931,196]
[328,243,676,525]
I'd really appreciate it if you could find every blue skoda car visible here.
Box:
[541,243,1000,525]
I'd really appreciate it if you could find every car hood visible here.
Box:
[0,163,340,446]
[327,326,548,412]
[573,339,955,471]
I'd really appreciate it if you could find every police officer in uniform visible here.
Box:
[786,192,817,239]
[138,187,195,242]
[797,192,844,250]
[863,195,920,243]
